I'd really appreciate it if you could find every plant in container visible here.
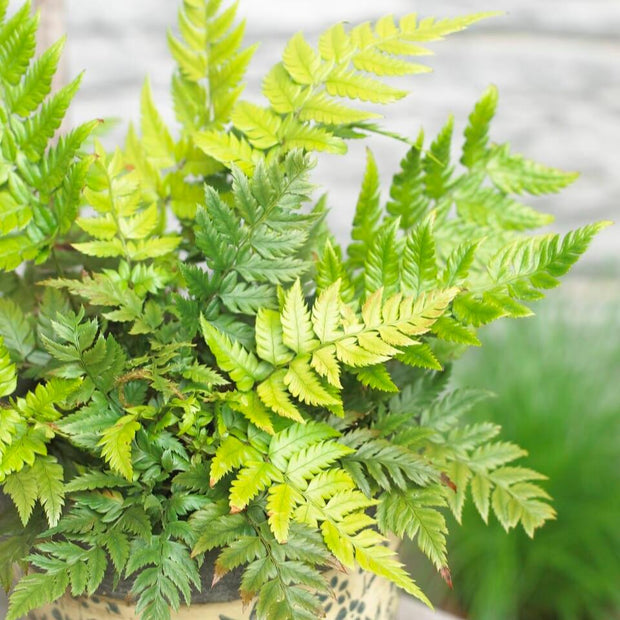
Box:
[0,1,609,619]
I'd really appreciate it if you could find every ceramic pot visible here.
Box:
[27,555,399,620]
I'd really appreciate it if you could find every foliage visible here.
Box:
[406,305,620,620]
[0,1,608,620]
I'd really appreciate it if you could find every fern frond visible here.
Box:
[257,371,305,423]
[200,316,271,390]
[20,74,82,160]
[377,488,448,572]
[6,567,69,620]
[480,222,611,304]
[387,133,429,229]
[281,280,318,355]
[229,461,281,512]
[461,84,498,167]
[401,218,438,297]
[140,79,175,167]
[97,413,140,480]
[267,483,301,543]
[169,0,255,130]
[0,6,37,87]
[194,130,256,173]
[347,148,382,270]
[424,115,454,199]
[363,220,401,297]
[486,144,579,195]
[0,336,17,397]
[210,436,261,487]
[5,36,63,116]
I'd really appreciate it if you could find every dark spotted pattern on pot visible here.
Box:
[27,561,399,619]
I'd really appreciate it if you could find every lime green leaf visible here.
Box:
[229,391,275,435]
[353,49,431,76]
[402,219,438,296]
[424,115,454,199]
[257,371,305,423]
[140,79,175,167]
[262,63,304,114]
[97,414,140,480]
[364,220,401,297]
[298,92,380,125]
[6,36,64,116]
[348,148,382,269]
[311,281,342,343]
[210,436,261,486]
[281,280,318,355]
[277,120,346,155]
[396,343,442,371]
[3,465,38,524]
[230,461,280,512]
[200,316,270,390]
[354,365,399,392]
[0,191,32,234]
[194,131,255,173]
[461,85,498,167]
[267,483,301,543]
[284,357,339,407]
[0,336,17,397]
[318,23,354,63]
[325,68,407,103]
[311,345,342,389]
[283,32,324,85]
[377,489,447,571]
[486,144,579,195]
[231,101,281,149]
[269,422,340,471]
[255,309,293,366]
[285,440,353,487]
[355,535,431,606]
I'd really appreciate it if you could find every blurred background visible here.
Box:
[3,1,620,619]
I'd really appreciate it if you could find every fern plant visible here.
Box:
[0,1,610,619]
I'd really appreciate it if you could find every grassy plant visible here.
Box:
[408,297,620,619]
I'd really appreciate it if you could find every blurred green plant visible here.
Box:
[406,298,620,620]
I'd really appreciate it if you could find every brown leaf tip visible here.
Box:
[440,565,453,589]
[441,472,457,493]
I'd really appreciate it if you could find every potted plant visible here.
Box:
[0,1,609,619]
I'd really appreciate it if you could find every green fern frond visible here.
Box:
[424,115,454,199]
[0,335,17,397]
[486,143,579,195]
[169,0,255,130]
[4,36,63,116]
[0,6,94,273]
[200,315,271,390]
[347,148,382,270]
[401,218,438,297]
[386,133,429,230]
[377,488,448,572]
[97,413,141,480]
[281,280,318,355]
[6,567,69,620]
[0,4,37,87]
[196,11,495,167]
[461,84,498,168]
